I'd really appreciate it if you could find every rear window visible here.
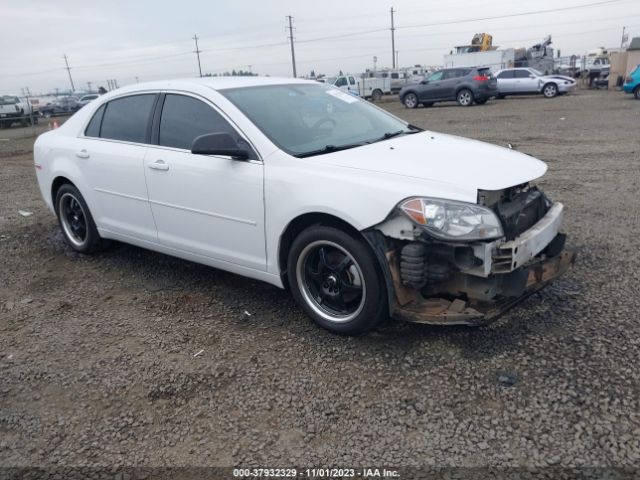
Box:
[100,94,156,143]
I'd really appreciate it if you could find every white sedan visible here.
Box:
[34,77,574,334]
[495,67,577,98]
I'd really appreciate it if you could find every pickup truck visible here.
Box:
[0,95,35,128]
[323,75,392,101]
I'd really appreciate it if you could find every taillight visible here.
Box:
[474,75,489,82]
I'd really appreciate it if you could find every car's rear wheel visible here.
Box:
[287,226,387,335]
[543,83,558,98]
[403,93,418,108]
[634,86,640,99]
[371,89,383,102]
[55,184,106,253]
[456,89,474,106]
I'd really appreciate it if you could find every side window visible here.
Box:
[497,70,514,79]
[100,94,156,143]
[348,76,356,85]
[442,70,456,80]
[391,73,399,79]
[335,77,348,87]
[514,70,531,78]
[85,104,105,137]
[158,94,237,150]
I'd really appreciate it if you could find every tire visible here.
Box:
[402,92,418,109]
[54,184,106,253]
[475,98,487,105]
[634,86,640,100]
[456,88,474,106]
[422,102,434,107]
[542,83,558,98]
[371,89,383,102]
[287,225,388,335]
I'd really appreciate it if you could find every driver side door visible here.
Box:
[418,71,444,101]
[143,93,266,271]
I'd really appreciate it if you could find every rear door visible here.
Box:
[143,92,266,270]
[439,69,467,99]
[496,70,516,93]
[76,94,158,242]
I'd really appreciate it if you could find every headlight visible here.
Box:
[400,197,503,241]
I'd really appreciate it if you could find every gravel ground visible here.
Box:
[1,90,639,474]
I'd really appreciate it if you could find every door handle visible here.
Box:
[148,159,169,171]
[75,149,90,159]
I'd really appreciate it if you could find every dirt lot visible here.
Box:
[1,90,640,473]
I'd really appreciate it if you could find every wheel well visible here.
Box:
[543,81,557,88]
[51,176,75,209]
[278,213,361,276]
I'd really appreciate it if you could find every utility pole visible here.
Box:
[286,15,297,78]
[63,54,75,92]
[390,7,396,69]
[87,81,92,93]
[620,26,627,49]
[193,34,203,77]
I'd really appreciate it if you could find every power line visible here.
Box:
[397,0,625,30]
[286,15,297,78]
[193,34,203,77]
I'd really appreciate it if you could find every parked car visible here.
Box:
[0,95,36,128]
[33,78,573,335]
[495,68,576,98]
[399,67,498,108]
[78,93,100,107]
[39,96,81,118]
[622,64,640,99]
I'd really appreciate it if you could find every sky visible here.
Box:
[1,0,639,95]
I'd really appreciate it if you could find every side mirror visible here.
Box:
[191,132,249,160]
[420,80,429,85]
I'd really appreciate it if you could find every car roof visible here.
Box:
[110,76,317,96]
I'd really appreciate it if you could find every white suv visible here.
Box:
[34,77,573,334]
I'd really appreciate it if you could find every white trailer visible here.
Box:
[443,49,516,73]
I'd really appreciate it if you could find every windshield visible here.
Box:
[221,83,414,157]
[0,96,19,106]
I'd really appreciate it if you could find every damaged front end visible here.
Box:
[364,184,576,326]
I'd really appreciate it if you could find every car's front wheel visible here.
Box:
[402,92,418,108]
[55,184,106,253]
[543,83,558,98]
[287,226,387,335]
[457,89,474,106]
[634,86,640,99]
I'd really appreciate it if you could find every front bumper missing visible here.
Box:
[388,249,576,326]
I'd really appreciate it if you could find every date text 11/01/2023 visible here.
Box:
[233,468,400,478]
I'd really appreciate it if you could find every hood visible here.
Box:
[311,131,547,192]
